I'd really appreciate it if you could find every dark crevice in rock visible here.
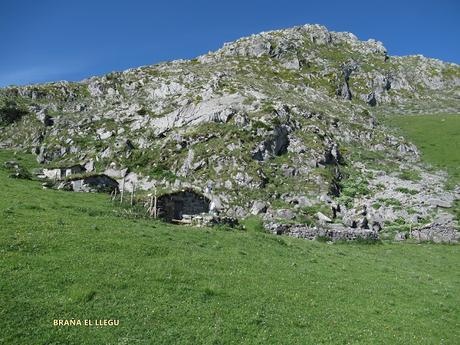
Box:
[367,92,377,107]
[252,126,290,161]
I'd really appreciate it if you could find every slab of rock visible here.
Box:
[250,200,268,215]
[104,163,128,179]
[317,212,332,223]
[151,94,245,135]
[427,198,452,208]
[394,232,407,241]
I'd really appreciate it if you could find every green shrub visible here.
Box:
[399,170,421,182]
[9,166,32,180]
[339,175,370,200]
[137,108,148,115]
[3,160,32,180]
[242,216,265,233]
[316,235,330,242]
[149,164,177,181]
[378,198,402,207]
[395,187,418,195]
[0,100,28,125]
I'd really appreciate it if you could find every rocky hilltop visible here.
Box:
[1,24,459,242]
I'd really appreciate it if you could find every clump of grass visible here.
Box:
[372,202,382,210]
[378,198,402,207]
[337,171,370,207]
[353,237,382,245]
[395,187,418,195]
[399,170,421,182]
[241,215,265,232]
[316,235,331,242]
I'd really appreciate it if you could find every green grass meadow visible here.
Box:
[0,149,459,344]
[383,114,460,187]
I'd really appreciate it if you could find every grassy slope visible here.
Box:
[383,114,460,187]
[0,150,459,345]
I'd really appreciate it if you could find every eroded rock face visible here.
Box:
[151,94,245,135]
[104,163,128,179]
[252,126,290,161]
[0,23,459,241]
[250,200,268,215]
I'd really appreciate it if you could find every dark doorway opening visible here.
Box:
[157,190,210,222]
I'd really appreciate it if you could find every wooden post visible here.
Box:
[130,182,135,206]
[153,186,157,219]
[120,177,125,204]
[149,193,154,217]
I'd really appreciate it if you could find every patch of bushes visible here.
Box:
[399,170,421,182]
[378,198,402,207]
[302,204,333,219]
[372,202,382,210]
[296,214,316,226]
[0,100,29,125]
[260,102,276,113]
[395,187,418,195]
[194,95,203,104]
[316,235,330,243]
[250,120,272,131]
[9,166,32,180]
[340,182,370,198]
[393,217,407,225]
[337,173,370,207]
[149,164,177,181]
[242,216,265,233]
[3,160,31,180]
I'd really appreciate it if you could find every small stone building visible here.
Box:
[157,190,210,222]
[59,174,119,193]
[43,164,85,180]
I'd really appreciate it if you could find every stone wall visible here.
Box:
[177,214,238,227]
[265,222,379,242]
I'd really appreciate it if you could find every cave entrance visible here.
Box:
[157,190,210,222]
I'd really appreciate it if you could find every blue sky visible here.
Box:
[0,0,459,87]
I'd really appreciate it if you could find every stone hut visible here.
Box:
[58,174,119,193]
[43,164,85,180]
[157,189,210,222]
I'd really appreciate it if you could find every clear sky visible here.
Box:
[0,0,458,87]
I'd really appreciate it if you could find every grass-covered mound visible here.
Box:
[0,150,459,344]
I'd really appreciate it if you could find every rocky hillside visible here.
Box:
[1,24,459,241]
